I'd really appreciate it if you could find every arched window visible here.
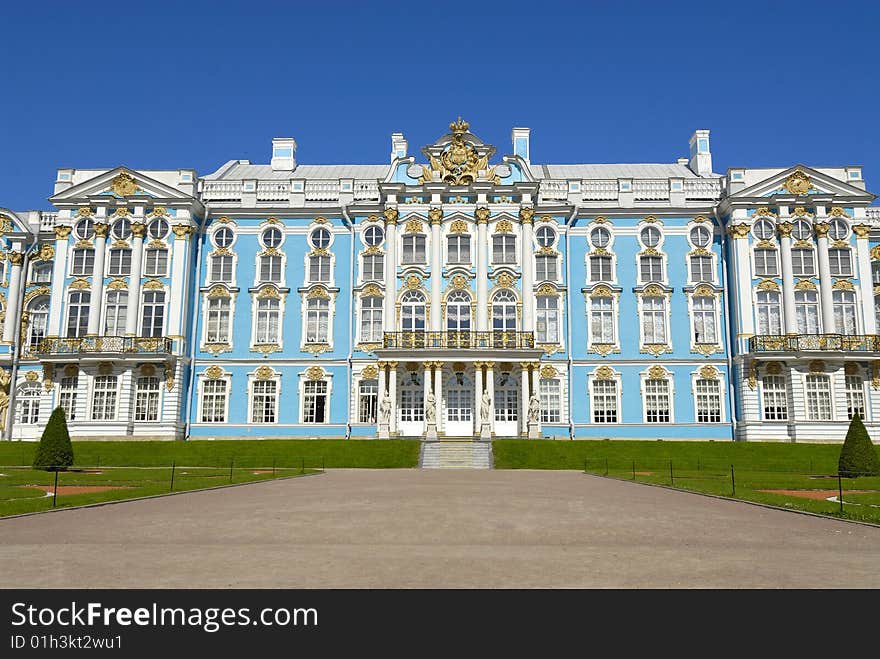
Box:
[492,290,517,332]
[446,290,471,332]
[26,298,49,350]
[104,291,128,336]
[66,291,90,338]
[536,295,559,343]
[360,296,383,343]
[305,298,330,343]
[255,298,280,345]
[401,291,425,332]
[17,383,41,424]
[141,291,166,337]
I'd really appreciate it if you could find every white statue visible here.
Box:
[378,391,392,425]
[425,391,436,424]
[528,393,540,423]
[480,390,491,423]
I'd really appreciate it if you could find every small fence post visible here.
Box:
[52,470,59,508]
[322,456,325,473]
[838,473,844,514]
[730,464,736,496]
[170,461,175,492]
[669,460,674,486]
[604,457,609,476]
[632,460,636,480]
[272,457,276,478]
[229,458,234,483]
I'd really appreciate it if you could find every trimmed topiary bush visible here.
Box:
[32,406,74,472]
[838,412,880,478]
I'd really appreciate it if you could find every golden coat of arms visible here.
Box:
[419,118,499,185]
[783,170,811,196]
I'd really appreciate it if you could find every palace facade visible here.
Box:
[0,119,877,442]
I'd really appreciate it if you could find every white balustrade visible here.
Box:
[581,180,617,201]
[539,180,567,202]
[256,181,290,202]
[39,212,58,231]
[305,181,340,202]
[354,180,380,201]
[683,178,722,200]
[202,181,243,201]
[866,208,880,221]
[633,179,669,201]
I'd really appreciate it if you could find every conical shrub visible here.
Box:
[32,406,74,472]
[838,412,880,478]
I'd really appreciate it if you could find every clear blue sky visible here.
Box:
[2,0,878,210]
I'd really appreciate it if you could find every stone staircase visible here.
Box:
[419,441,493,469]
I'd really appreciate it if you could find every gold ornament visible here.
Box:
[25,370,39,382]
[451,274,468,290]
[205,365,224,379]
[383,208,399,225]
[809,360,825,374]
[475,207,490,223]
[449,219,468,234]
[698,365,718,379]
[428,208,443,224]
[519,207,535,224]
[110,172,139,196]
[647,365,667,380]
[405,275,421,290]
[405,218,424,234]
[362,365,379,380]
[776,222,793,238]
[254,365,275,380]
[594,366,615,380]
[494,219,513,234]
[783,170,811,196]
[54,225,72,239]
[727,224,750,239]
[539,365,558,379]
[306,366,325,381]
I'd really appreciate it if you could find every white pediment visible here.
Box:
[731,165,873,201]
[50,167,196,205]
[0,208,33,234]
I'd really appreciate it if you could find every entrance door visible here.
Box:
[494,371,519,437]
[444,372,473,437]
[397,371,424,437]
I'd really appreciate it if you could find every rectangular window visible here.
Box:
[641,296,667,344]
[362,254,384,281]
[757,291,782,335]
[205,298,231,343]
[639,256,663,282]
[141,291,166,337]
[104,291,128,336]
[695,379,722,423]
[692,297,717,344]
[592,380,618,423]
[252,380,278,423]
[447,235,471,264]
[795,290,820,334]
[261,255,283,283]
[791,249,815,277]
[590,297,615,344]
[536,297,559,343]
[845,375,866,420]
[539,379,561,424]
[200,380,228,423]
[144,248,169,277]
[589,255,613,282]
[689,256,713,283]
[805,375,832,421]
[19,390,40,425]
[255,299,280,345]
[828,248,853,277]
[754,249,779,277]
[71,249,95,276]
[644,379,671,423]
[210,255,234,283]
[30,264,52,283]
[306,299,330,343]
[91,375,118,421]
[358,380,378,424]
[360,298,383,343]
[401,235,426,264]
[308,256,330,283]
[872,261,880,285]
[762,375,788,421]
[59,376,78,422]
[492,235,516,264]
[135,376,160,422]
[536,255,558,281]
[302,380,328,423]
[108,249,132,276]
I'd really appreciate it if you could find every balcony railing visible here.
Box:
[383,331,535,350]
[34,336,173,356]
[749,334,880,353]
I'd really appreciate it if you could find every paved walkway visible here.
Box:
[1,470,878,588]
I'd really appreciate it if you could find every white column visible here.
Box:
[423,361,432,432]
[485,362,495,433]
[473,363,483,433]
[521,209,535,332]
[476,210,489,331]
[383,210,398,332]
[168,222,191,339]
[778,222,797,334]
[86,221,108,335]
[433,364,443,433]
[124,221,146,336]
[430,212,442,331]
[2,251,24,343]
[388,362,398,434]
[729,224,754,347]
[520,363,530,435]
[814,221,836,333]
[378,363,387,398]
[854,226,876,334]
[48,226,71,336]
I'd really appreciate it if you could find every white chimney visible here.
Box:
[512,127,530,165]
[271,137,297,171]
[391,133,408,161]
[688,130,712,177]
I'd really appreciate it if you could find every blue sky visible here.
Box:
[1,0,878,210]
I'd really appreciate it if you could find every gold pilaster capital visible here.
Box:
[54,225,72,240]
[813,221,830,238]
[852,224,871,239]
[776,221,793,238]
[93,222,109,238]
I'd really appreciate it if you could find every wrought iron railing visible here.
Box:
[383,331,535,350]
[34,336,173,356]
[748,334,880,353]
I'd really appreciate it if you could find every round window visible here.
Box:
[752,219,775,241]
[536,226,556,247]
[364,225,384,246]
[262,227,283,248]
[689,226,711,248]
[829,219,849,240]
[112,219,131,240]
[147,218,169,240]
[75,219,95,240]
[213,226,234,248]
[310,228,331,249]
[640,226,661,247]
[590,227,610,248]
[792,220,812,240]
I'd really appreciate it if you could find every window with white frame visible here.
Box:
[494,373,517,422]
[639,255,663,282]
[536,226,556,247]
[309,228,331,249]
[18,383,40,424]
[401,235,426,264]
[308,255,330,283]
[590,296,615,344]
[492,235,516,264]
[209,254,234,283]
[752,219,774,241]
[828,248,853,277]
[302,380,328,423]
[363,225,384,247]
[872,261,880,285]
[536,295,559,343]
[692,296,717,344]
[358,379,378,424]
[791,248,815,277]
[205,297,231,343]
[401,291,426,331]
[695,378,721,423]
[795,290,820,334]
[644,378,671,423]
[75,218,95,240]
[845,374,866,420]
[589,255,613,282]
[641,296,667,344]
[762,375,788,421]
[689,255,713,283]
[492,290,517,331]
[446,290,471,331]
[875,294,880,331]
[29,263,52,283]
[71,248,95,276]
[362,254,383,281]
[255,297,281,345]
[805,374,832,421]
[535,255,558,281]
[108,248,131,276]
[134,376,160,422]
[0,259,5,282]
[112,218,131,240]
[252,380,278,423]
[260,254,283,283]
[305,298,330,343]
[757,291,782,335]
[200,379,228,423]
[447,234,471,264]
[689,225,712,248]
[59,376,78,421]
[91,375,118,420]
[144,248,169,277]
[591,227,611,249]
[66,291,90,338]
[148,218,169,240]
[360,296,382,343]
[833,290,858,334]
[213,226,234,248]
[592,379,618,423]
[829,219,849,240]
[141,291,166,337]
[26,298,49,350]
[640,226,662,247]
[104,291,127,336]
[400,382,426,422]
[539,379,561,424]
[754,249,779,277]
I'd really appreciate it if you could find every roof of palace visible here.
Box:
[203,161,392,181]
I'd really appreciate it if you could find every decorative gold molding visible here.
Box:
[594,366,615,381]
[404,218,424,234]
[829,207,848,218]
[172,225,193,239]
[539,365,558,379]
[844,362,860,376]
[131,222,146,238]
[809,360,825,374]
[205,365,225,379]
[37,244,55,261]
[449,219,468,234]
[852,224,871,239]
[519,207,535,225]
[495,272,515,289]
[361,284,383,298]
[254,365,275,381]
[783,170,811,196]
[776,221,793,238]
[75,207,93,218]
[204,342,232,355]
[475,207,490,224]
[428,208,443,224]
[794,279,817,291]
[765,362,782,376]
[207,285,231,299]
[647,365,668,380]
[305,366,325,381]
[362,365,379,380]
[813,222,830,238]
[451,274,468,290]
[142,279,164,291]
[23,286,50,305]
[54,225,72,240]
[306,286,332,300]
[494,219,513,234]
[110,172,139,196]
[728,224,750,239]
[832,279,855,290]
[698,365,719,379]
[757,279,780,291]
[69,278,90,290]
[25,371,39,382]
[383,208,399,225]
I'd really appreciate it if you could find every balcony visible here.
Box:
[383,331,535,350]
[748,334,880,354]
[34,336,174,358]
